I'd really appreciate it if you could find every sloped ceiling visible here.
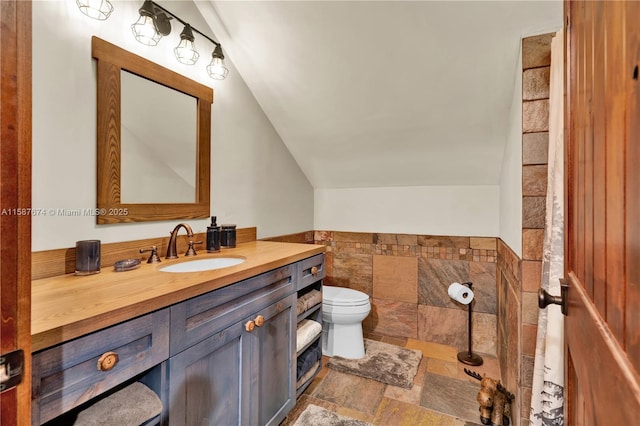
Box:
[196,1,562,188]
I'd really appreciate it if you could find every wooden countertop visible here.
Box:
[32,241,324,352]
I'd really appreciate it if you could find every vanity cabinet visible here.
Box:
[31,246,324,426]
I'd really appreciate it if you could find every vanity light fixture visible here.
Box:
[131,0,229,80]
[76,0,113,20]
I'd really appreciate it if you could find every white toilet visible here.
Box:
[322,286,371,359]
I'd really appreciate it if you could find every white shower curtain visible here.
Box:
[530,29,565,426]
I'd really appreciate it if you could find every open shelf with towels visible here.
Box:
[39,365,167,426]
[297,302,322,323]
[295,253,325,397]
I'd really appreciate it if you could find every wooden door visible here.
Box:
[0,0,32,425]
[564,0,640,423]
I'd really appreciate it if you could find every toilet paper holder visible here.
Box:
[449,281,483,366]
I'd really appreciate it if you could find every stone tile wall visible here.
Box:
[314,231,498,356]
[497,32,553,426]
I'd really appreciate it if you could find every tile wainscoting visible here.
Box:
[313,231,498,357]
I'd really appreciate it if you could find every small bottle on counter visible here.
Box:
[206,216,221,252]
[220,224,237,248]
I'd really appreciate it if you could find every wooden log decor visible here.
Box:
[464,368,513,426]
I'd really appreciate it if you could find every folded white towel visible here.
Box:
[296,319,322,353]
[74,382,162,426]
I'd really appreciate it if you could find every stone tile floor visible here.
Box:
[282,334,502,426]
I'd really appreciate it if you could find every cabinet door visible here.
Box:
[168,320,251,426]
[168,294,296,426]
[248,293,296,426]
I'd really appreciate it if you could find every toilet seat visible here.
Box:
[323,286,370,307]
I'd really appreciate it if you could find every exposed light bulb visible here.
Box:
[175,40,200,65]
[76,0,113,20]
[207,46,229,80]
[131,15,161,46]
[174,24,199,65]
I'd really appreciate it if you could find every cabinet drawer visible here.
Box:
[298,253,325,290]
[170,264,296,355]
[31,309,169,425]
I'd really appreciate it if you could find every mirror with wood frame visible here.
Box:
[92,36,212,224]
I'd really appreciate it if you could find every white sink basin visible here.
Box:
[159,257,245,273]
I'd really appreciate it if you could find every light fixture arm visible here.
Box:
[131,0,228,79]
[81,0,228,77]
[147,1,221,48]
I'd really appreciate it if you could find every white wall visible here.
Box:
[499,41,524,257]
[315,186,500,237]
[32,0,313,251]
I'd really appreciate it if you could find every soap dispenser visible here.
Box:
[206,216,221,252]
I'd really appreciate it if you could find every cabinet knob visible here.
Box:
[245,320,255,332]
[255,315,265,327]
[97,351,119,371]
[311,266,318,276]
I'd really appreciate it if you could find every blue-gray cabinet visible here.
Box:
[168,265,297,426]
[31,256,322,425]
[31,309,170,425]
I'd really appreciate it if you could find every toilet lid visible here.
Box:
[323,286,370,306]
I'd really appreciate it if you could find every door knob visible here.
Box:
[538,279,568,316]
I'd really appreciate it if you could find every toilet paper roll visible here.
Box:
[448,282,474,305]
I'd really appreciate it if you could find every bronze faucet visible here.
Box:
[166,223,194,259]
